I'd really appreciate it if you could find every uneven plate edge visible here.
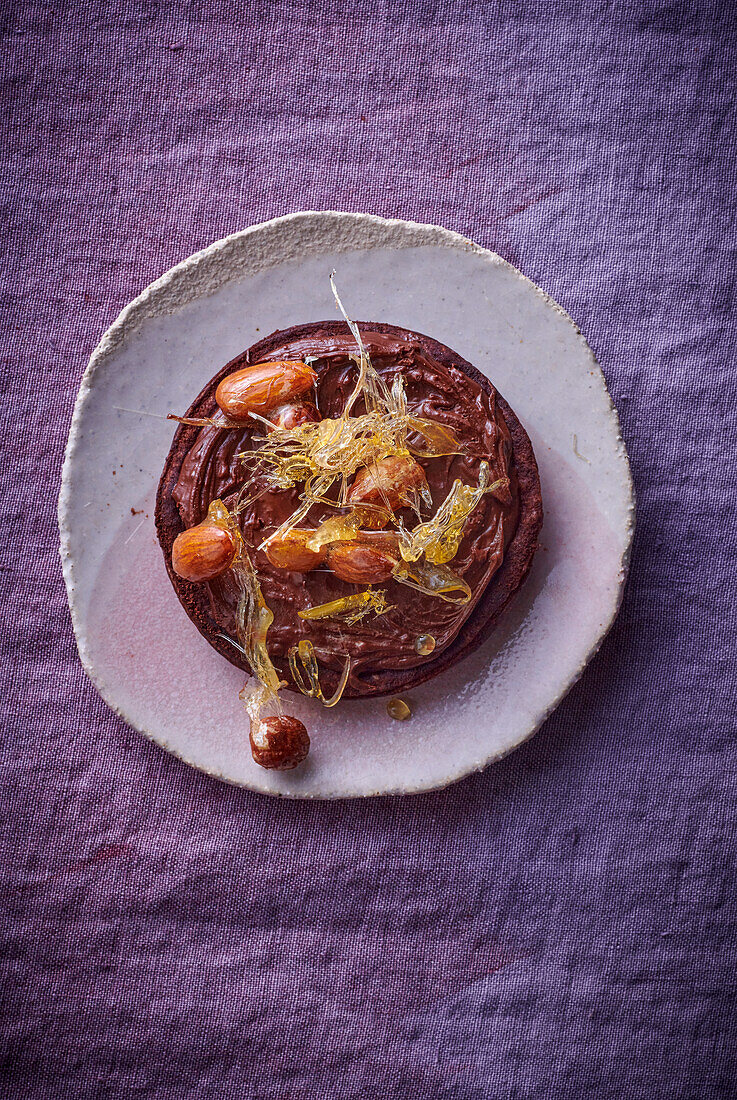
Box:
[57,210,635,799]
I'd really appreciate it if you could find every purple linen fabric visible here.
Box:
[2,1,736,1097]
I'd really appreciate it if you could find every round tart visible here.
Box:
[155,319,542,716]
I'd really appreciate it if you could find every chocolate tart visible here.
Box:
[155,322,543,699]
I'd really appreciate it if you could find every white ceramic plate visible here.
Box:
[59,212,634,798]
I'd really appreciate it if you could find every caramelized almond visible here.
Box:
[172,520,236,582]
[348,455,429,512]
[264,529,326,572]
[269,401,322,430]
[215,361,316,422]
[326,535,399,584]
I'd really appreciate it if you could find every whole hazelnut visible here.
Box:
[250,715,310,770]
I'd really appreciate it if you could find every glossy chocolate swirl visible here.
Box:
[171,328,520,693]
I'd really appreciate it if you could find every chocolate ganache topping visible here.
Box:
[170,326,520,695]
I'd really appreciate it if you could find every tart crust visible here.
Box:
[155,322,543,698]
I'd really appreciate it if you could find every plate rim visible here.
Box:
[58,210,635,799]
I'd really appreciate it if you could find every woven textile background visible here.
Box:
[2,2,736,1097]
